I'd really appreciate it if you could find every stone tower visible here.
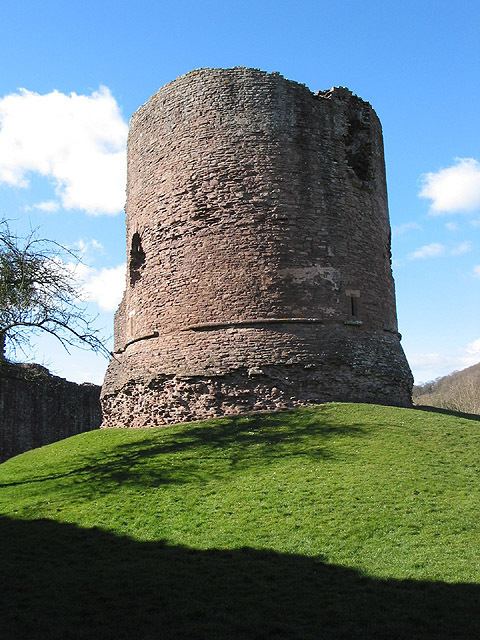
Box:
[101,68,412,428]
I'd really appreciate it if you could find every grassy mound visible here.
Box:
[1,403,479,639]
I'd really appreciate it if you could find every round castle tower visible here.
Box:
[101,68,413,427]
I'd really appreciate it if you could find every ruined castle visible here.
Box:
[101,68,413,428]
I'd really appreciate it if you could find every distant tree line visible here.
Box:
[413,365,480,415]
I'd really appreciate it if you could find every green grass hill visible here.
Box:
[1,403,479,639]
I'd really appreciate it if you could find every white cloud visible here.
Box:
[66,367,106,386]
[450,241,472,256]
[411,350,470,373]
[72,238,104,262]
[463,338,480,367]
[409,242,445,260]
[70,262,125,311]
[25,200,60,213]
[408,351,460,385]
[81,263,125,311]
[471,219,480,227]
[474,265,480,278]
[0,86,127,215]
[392,221,421,237]
[445,222,458,231]
[409,352,449,369]
[420,157,480,215]
[408,241,472,261]
[409,338,480,383]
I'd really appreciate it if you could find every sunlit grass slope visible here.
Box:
[1,403,479,639]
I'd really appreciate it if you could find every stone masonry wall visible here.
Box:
[101,68,413,427]
[0,363,101,462]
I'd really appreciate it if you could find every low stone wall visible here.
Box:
[0,362,101,462]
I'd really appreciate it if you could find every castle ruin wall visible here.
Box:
[0,363,101,462]
[101,68,413,427]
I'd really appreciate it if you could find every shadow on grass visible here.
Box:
[1,516,478,640]
[413,404,480,422]
[0,407,365,498]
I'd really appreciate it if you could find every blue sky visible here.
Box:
[0,0,479,384]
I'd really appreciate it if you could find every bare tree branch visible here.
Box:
[0,219,111,362]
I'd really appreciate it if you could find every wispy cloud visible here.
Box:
[0,86,127,215]
[74,263,126,311]
[450,241,472,256]
[64,259,125,312]
[408,240,472,260]
[409,352,450,370]
[409,337,480,383]
[24,200,60,213]
[409,242,445,260]
[419,157,480,214]
[445,222,458,231]
[72,238,104,262]
[392,221,421,237]
[464,338,480,366]
[474,265,480,278]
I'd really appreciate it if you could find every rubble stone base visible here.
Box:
[101,363,412,429]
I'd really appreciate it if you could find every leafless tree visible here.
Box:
[442,377,480,415]
[414,370,480,415]
[0,220,110,362]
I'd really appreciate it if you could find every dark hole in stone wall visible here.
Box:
[129,232,146,286]
[345,111,372,182]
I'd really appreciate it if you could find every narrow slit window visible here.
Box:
[346,290,360,319]
[350,295,358,318]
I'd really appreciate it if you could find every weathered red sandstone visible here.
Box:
[1,363,101,461]
[101,68,412,427]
